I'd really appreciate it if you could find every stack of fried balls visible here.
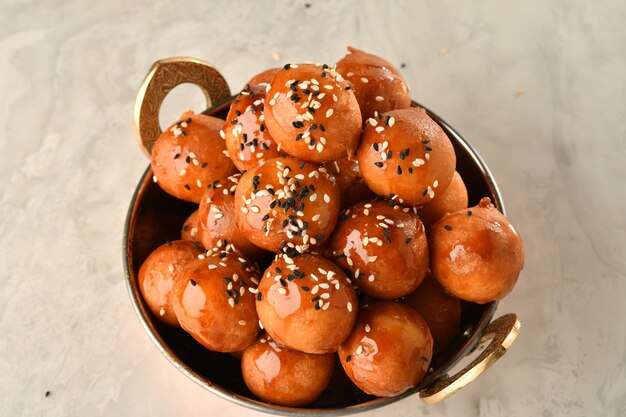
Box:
[139,47,524,405]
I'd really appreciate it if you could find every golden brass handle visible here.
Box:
[420,313,521,405]
[133,57,231,157]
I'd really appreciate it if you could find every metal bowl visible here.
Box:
[123,57,521,415]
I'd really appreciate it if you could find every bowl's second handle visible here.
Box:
[420,313,522,405]
[133,57,231,157]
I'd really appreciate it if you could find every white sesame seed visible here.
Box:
[159,308,165,316]
[179,169,187,176]
[347,302,353,312]
[208,264,217,269]
[326,108,334,118]
[152,175,158,183]
[324,194,331,203]
[250,206,260,213]
[278,288,287,295]
[312,214,321,221]
[238,320,247,326]
[375,96,384,102]
[375,126,385,133]
[368,275,375,282]
[412,158,425,167]
[168,264,175,273]
[433,180,439,188]
[368,256,378,263]
[228,298,235,308]
[259,320,264,329]
[214,213,223,219]
[388,117,396,127]
[310,193,318,202]
[365,324,371,332]
[356,345,363,354]
[361,77,369,83]
[322,301,331,310]
[320,293,330,299]
[219,130,226,139]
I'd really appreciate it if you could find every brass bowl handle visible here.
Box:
[420,313,522,405]
[133,57,231,157]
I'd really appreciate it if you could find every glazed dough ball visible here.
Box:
[330,200,429,299]
[151,111,238,203]
[357,107,456,207]
[181,210,200,242]
[404,276,462,354]
[241,334,334,406]
[247,67,279,88]
[416,171,468,232]
[264,63,362,163]
[138,240,203,327]
[172,249,261,352]
[197,174,264,258]
[256,254,358,354]
[430,197,524,303]
[324,156,375,209]
[338,301,433,397]
[223,86,281,172]
[335,47,411,120]
[235,157,340,253]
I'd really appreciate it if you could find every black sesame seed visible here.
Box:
[397,166,402,175]
[301,286,310,291]
[425,145,433,151]
[467,210,473,216]
[165,240,172,246]
[284,64,291,70]
[314,303,321,310]
[422,188,428,196]
[223,277,232,283]
[385,236,392,244]
[201,162,208,168]
[292,121,304,128]
[189,279,197,286]
[45,391,51,397]
[374,162,383,168]
[401,62,406,68]
[444,225,452,231]
[173,153,180,159]
[405,237,412,244]
[345,86,352,90]
[373,143,379,151]
[235,110,241,116]
[408,167,413,174]
[257,293,262,301]
[387,150,392,159]
[262,214,270,221]
[275,267,282,273]
[184,184,190,190]
[186,117,192,124]
[345,355,352,362]
[186,156,191,163]
[279,279,287,287]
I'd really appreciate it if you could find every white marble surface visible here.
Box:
[1,0,625,416]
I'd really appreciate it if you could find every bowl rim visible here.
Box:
[123,100,504,416]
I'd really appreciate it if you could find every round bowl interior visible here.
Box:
[123,100,503,415]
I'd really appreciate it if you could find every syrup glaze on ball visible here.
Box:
[338,301,433,397]
[241,334,334,406]
[151,111,237,203]
[138,240,204,327]
[223,86,281,172]
[264,63,362,163]
[235,157,340,253]
[430,197,524,303]
[357,107,456,207]
[172,248,261,352]
[324,156,376,209]
[415,170,468,232]
[197,174,264,258]
[330,200,429,299]
[256,254,358,354]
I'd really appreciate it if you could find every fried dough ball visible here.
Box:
[138,240,203,327]
[416,171,468,232]
[247,67,279,88]
[235,157,340,253]
[181,210,200,242]
[151,111,238,203]
[404,276,462,354]
[430,197,524,303]
[223,86,281,172]
[264,63,362,163]
[256,254,358,354]
[335,47,411,120]
[330,200,429,299]
[241,334,334,406]
[324,156,376,209]
[357,107,456,206]
[197,174,264,258]
[172,249,261,352]
[338,301,433,397]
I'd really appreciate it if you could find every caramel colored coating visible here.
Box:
[223,86,281,172]
[357,107,456,206]
[264,63,362,163]
[256,254,358,354]
[181,210,200,242]
[235,157,340,253]
[330,200,429,299]
[172,250,261,352]
[430,197,524,303]
[241,335,334,406]
[138,240,204,327]
[416,171,468,232]
[197,174,264,258]
[336,47,411,120]
[247,67,279,88]
[324,156,376,209]
[403,276,462,354]
[338,301,433,397]
[151,111,238,203]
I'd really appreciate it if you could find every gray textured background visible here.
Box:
[1,0,624,416]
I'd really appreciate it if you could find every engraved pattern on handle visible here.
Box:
[420,314,521,405]
[133,57,231,157]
